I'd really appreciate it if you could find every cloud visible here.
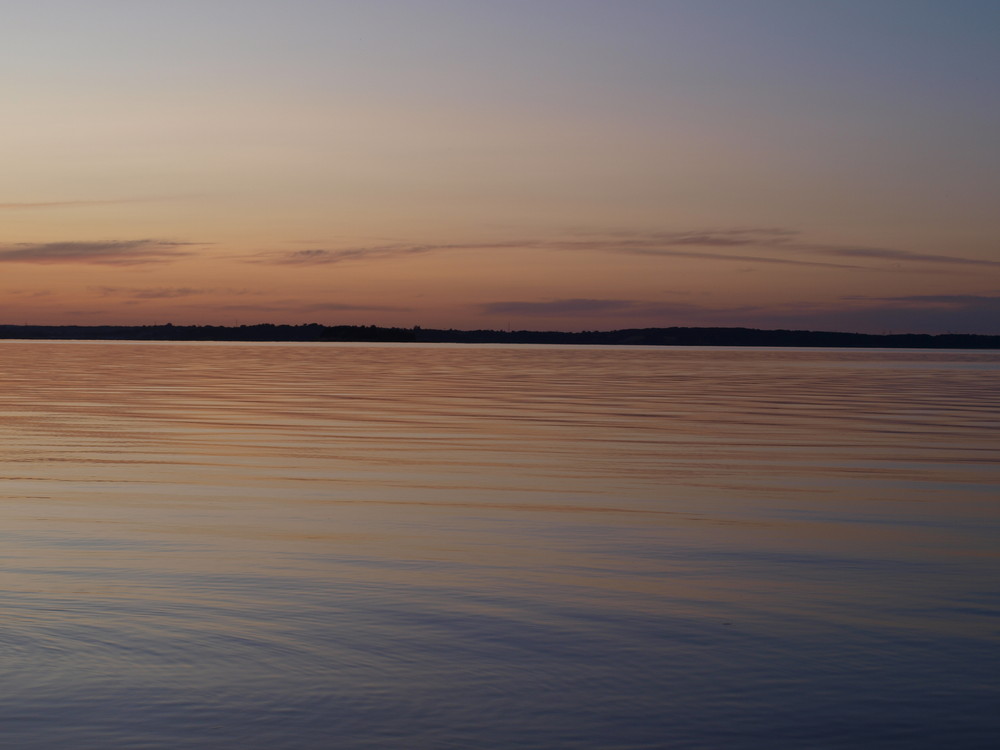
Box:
[481,299,637,316]
[302,302,409,312]
[264,246,435,265]
[594,245,859,269]
[477,293,1000,334]
[250,232,841,269]
[845,293,1000,304]
[708,294,1000,334]
[558,229,997,270]
[93,286,210,299]
[0,240,194,265]
[215,301,406,313]
[595,228,799,247]
[252,241,520,266]
[247,227,997,275]
[805,245,1000,267]
[890,295,1000,332]
[213,304,291,313]
[0,199,154,210]
[481,298,725,319]
[523,230,855,269]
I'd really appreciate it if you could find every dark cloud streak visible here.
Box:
[248,227,992,273]
[482,299,636,316]
[92,286,210,299]
[0,199,154,210]
[0,240,194,265]
[806,245,1000,267]
[254,242,521,266]
[479,293,1000,334]
[599,245,860,269]
[215,301,407,313]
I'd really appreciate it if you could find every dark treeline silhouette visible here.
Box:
[0,323,998,348]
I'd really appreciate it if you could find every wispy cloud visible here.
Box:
[215,301,406,313]
[480,298,725,319]
[842,293,1000,308]
[92,286,211,299]
[261,245,436,265]
[804,245,1000,267]
[478,293,1000,334]
[249,233,832,268]
[5,289,52,297]
[0,199,155,210]
[561,229,999,270]
[481,299,636,316]
[251,242,520,266]
[593,228,799,247]
[587,245,859,269]
[0,240,195,265]
[248,227,993,273]
[741,294,1000,334]
[302,302,409,312]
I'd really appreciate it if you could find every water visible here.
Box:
[1,341,997,749]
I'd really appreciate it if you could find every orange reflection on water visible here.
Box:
[1,341,998,747]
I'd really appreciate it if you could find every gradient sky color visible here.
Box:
[3,0,998,333]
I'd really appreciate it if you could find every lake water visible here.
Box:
[0,341,997,749]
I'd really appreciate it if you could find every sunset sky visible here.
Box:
[2,0,998,333]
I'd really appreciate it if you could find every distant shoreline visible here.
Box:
[1,324,997,349]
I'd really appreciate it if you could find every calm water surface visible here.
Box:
[1,342,998,749]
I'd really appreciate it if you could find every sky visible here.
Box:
[2,0,998,334]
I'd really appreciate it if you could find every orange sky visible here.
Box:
[3,2,999,333]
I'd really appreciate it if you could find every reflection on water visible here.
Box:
[1,341,998,749]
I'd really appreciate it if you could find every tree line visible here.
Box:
[0,323,997,348]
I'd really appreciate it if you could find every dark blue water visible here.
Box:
[1,342,998,748]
